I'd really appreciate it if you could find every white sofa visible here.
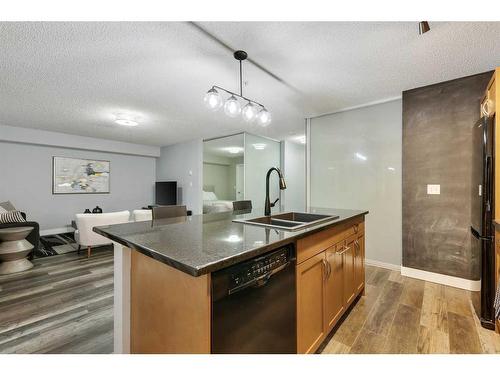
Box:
[132,209,152,222]
[74,210,130,257]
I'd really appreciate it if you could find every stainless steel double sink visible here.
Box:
[233,212,339,231]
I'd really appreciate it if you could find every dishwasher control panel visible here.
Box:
[232,247,291,287]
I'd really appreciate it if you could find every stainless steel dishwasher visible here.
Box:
[211,245,296,354]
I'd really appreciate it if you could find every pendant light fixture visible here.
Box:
[204,50,271,126]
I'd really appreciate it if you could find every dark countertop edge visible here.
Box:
[94,210,368,277]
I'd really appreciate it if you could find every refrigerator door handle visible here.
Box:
[485,155,492,212]
[470,226,493,241]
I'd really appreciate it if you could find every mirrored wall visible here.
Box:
[203,132,306,215]
[202,133,244,213]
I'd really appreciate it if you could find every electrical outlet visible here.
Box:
[427,184,440,195]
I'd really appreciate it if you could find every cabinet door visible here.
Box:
[325,244,344,331]
[297,252,327,354]
[343,235,357,307]
[355,234,365,293]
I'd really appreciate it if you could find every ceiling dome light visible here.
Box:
[114,114,139,127]
[204,88,223,111]
[242,102,257,122]
[227,147,242,154]
[115,119,138,126]
[224,95,241,118]
[257,108,271,126]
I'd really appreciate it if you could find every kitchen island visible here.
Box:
[95,207,368,354]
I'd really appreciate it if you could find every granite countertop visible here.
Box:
[94,207,368,277]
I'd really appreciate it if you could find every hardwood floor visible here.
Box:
[321,265,500,354]
[0,247,113,354]
[1,250,498,354]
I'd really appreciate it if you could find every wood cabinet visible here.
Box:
[296,217,366,353]
[355,233,365,293]
[325,244,344,331]
[343,234,357,307]
[296,252,327,354]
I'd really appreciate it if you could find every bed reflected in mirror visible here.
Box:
[203,133,245,214]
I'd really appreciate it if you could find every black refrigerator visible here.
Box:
[470,115,496,330]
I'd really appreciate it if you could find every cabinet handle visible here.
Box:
[322,259,328,281]
[337,246,350,256]
[353,224,358,233]
[327,260,332,279]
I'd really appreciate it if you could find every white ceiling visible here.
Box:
[203,133,244,158]
[0,22,499,147]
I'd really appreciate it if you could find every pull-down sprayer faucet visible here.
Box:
[264,167,287,216]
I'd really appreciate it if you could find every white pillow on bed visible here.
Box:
[203,191,218,201]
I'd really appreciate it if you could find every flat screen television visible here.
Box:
[155,181,177,205]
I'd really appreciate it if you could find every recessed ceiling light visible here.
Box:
[226,147,243,154]
[252,143,266,150]
[387,167,395,171]
[115,118,139,126]
[355,152,367,161]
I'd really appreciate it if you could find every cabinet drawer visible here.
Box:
[297,216,364,264]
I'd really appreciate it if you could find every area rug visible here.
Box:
[36,232,78,258]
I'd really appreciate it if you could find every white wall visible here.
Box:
[203,163,231,200]
[309,99,402,267]
[0,140,156,231]
[156,139,203,215]
[281,141,306,211]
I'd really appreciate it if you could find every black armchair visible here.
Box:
[0,212,39,260]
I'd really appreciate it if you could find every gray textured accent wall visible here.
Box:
[402,72,492,280]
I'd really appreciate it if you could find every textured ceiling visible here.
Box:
[0,22,499,146]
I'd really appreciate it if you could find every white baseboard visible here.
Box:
[40,226,74,236]
[365,258,401,271]
[401,266,480,291]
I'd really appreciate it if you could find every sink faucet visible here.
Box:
[265,167,287,216]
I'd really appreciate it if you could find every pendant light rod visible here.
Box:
[233,50,248,97]
[211,85,266,109]
[239,59,243,96]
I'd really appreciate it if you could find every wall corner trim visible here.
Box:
[401,266,481,291]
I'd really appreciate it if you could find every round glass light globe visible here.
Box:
[257,108,272,126]
[204,88,223,111]
[224,95,241,118]
[241,102,257,122]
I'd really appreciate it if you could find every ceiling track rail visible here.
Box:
[187,22,302,94]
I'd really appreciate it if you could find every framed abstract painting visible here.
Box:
[52,157,110,194]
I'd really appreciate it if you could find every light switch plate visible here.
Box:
[427,184,440,195]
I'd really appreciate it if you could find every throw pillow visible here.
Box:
[0,210,26,224]
[0,201,17,212]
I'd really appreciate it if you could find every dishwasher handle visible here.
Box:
[228,261,291,295]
